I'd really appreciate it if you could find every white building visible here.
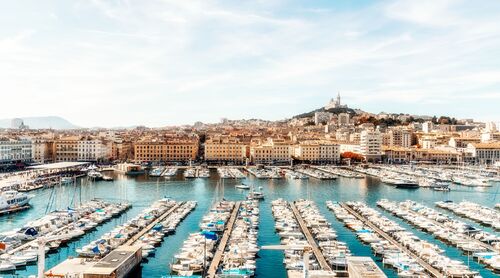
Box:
[339,143,361,154]
[481,132,500,143]
[421,136,437,149]
[314,112,333,125]
[338,113,350,126]
[485,122,497,132]
[467,142,500,164]
[360,129,382,161]
[422,121,434,133]
[77,138,108,162]
[0,138,32,164]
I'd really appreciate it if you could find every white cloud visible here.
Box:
[0,0,499,126]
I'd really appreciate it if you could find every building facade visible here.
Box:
[467,142,500,164]
[54,137,79,162]
[293,140,340,164]
[134,139,199,163]
[0,138,32,164]
[78,138,108,162]
[360,130,382,162]
[249,138,292,164]
[204,137,247,164]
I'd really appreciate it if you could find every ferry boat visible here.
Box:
[0,190,33,213]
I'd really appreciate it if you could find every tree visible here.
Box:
[341,152,364,162]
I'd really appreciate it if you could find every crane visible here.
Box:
[261,245,312,278]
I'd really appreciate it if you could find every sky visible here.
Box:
[0,0,499,127]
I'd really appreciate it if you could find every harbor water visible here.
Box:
[1,170,499,278]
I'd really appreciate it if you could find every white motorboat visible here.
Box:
[236,184,250,190]
[0,260,15,272]
[0,190,33,212]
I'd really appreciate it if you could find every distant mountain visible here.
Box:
[0,116,79,129]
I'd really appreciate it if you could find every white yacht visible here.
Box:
[0,191,33,212]
[235,183,250,190]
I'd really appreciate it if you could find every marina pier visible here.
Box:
[339,203,445,278]
[207,201,242,278]
[289,201,332,271]
[124,202,182,246]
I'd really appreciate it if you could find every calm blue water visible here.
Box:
[1,170,499,278]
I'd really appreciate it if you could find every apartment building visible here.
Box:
[204,136,248,164]
[32,138,54,164]
[0,138,32,164]
[54,137,79,162]
[293,140,340,163]
[78,138,108,162]
[134,138,199,162]
[467,142,500,164]
[249,138,292,164]
[481,132,500,143]
[388,128,412,148]
[360,130,382,162]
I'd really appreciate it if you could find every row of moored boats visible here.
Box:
[378,199,500,271]
[76,198,177,258]
[170,200,235,276]
[344,201,479,277]
[0,200,130,272]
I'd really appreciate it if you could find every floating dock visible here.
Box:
[125,202,182,246]
[207,201,242,278]
[0,205,30,215]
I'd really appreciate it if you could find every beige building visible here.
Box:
[293,140,340,163]
[54,137,79,162]
[32,138,54,164]
[249,138,292,164]
[448,137,481,149]
[134,138,198,162]
[383,146,462,163]
[388,128,412,148]
[204,136,248,163]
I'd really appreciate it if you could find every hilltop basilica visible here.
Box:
[325,93,348,109]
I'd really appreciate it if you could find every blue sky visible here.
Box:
[0,0,499,127]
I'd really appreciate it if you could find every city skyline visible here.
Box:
[1,0,500,127]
